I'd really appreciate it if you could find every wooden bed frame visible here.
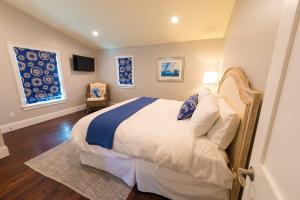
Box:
[218,67,261,200]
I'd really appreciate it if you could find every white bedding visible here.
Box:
[71,98,234,189]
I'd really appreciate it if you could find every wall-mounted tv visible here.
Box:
[73,54,95,72]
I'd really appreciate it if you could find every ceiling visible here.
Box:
[4,0,236,49]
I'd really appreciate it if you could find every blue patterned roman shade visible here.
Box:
[12,47,64,105]
[117,56,134,86]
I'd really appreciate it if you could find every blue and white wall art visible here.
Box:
[158,57,184,82]
[116,55,134,87]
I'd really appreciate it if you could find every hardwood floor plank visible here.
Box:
[0,111,167,200]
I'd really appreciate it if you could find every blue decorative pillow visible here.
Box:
[177,94,199,120]
[91,88,101,98]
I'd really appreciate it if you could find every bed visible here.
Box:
[71,67,261,200]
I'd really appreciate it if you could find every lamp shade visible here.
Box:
[202,71,218,84]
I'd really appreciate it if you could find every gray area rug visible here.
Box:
[25,141,132,200]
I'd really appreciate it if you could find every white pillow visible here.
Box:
[197,87,211,102]
[191,94,219,137]
[207,98,240,149]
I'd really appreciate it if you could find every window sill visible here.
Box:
[118,84,135,88]
[22,98,67,111]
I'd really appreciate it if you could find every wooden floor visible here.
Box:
[0,111,167,200]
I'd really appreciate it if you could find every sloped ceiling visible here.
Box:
[3,0,236,49]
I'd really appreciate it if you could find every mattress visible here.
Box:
[71,98,234,189]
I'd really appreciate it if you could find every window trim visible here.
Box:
[7,42,68,110]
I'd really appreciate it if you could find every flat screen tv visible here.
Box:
[73,55,95,72]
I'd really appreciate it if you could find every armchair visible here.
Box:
[86,82,108,113]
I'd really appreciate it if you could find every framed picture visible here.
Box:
[116,55,134,88]
[157,57,184,82]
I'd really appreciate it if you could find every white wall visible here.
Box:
[222,0,284,92]
[0,1,99,127]
[97,39,224,102]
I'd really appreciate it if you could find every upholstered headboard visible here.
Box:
[217,68,261,200]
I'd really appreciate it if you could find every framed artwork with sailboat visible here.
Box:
[157,57,184,82]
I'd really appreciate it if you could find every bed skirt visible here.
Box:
[80,151,230,200]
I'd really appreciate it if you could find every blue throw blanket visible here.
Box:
[86,97,158,149]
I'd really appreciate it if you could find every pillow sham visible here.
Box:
[191,94,219,137]
[177,94,199,120]
[207,98,240,149]
[197,87,211,101]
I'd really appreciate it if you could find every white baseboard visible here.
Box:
[0,104,86,134]
[0,145,9,159]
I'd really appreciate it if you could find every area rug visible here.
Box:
[25,141,132,200]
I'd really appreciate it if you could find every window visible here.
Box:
[9,44,67,110]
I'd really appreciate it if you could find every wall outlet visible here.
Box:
[9,112,16,118]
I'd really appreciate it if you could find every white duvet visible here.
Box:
[71,98,234,189]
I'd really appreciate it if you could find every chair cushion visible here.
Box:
[87,97,105,102]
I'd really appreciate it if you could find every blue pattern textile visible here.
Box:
[91,88,101,98]
[117,57,133,86]
[13,47,62,104]
[177,94,199,120]
[86,97,158,149]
